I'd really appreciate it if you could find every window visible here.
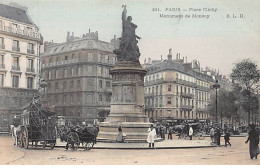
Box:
[55,82,58,89]
[27,77,33,89]
[48,71,51,79]
[70,94,73,103]
[27,43,34,54]
[99,94,102,101]
[0,74,4,86]
[106,94,110,102]
[77,80,81,89]
[27,59,34,72]
[12,76,19,88]
[70,81,74,89]
[64,69,67,78]
[56,57,59,62]
[12,57,19,71]
[55,70,59,78]
[98,53,102,62]
[77,93,81,102]
[12,40,19,52]
[176,98,178,107]
[63,81,67,90]
[160,85,162,94]
[71,68,74,76]
[106,81,110,87]
[65,56,68,60]
[88,53,93,61]
[168,85,171,91]
[156,86,158,94]
[78,67,81,76]
[72,54,75,59]
[99,80,103,88]
[0,37,4,49]
[0,54,4,66]
[167,97,172,104]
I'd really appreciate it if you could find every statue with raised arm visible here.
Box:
[114,5,141,62]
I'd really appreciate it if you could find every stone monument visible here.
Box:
[98,6,152,141]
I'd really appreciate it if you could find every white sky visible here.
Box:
[1,0,259,76]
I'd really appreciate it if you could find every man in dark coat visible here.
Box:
[245,124,259,159]
[224,131,231,147]
[216,128,222,146]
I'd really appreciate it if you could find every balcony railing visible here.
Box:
[12,65,20,71]
[0,44,5,49]
[26,67,35,73]
[196,108,208,112]
[0,26,40,39]
[144,78,164,86]
[0,64,5,69]
[176,78,196,87]
[180,92,194,98]
[12,46,20,52]
[27,49,35,54]
[180,104,193,110]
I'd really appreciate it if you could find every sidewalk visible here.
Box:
[55,138,224,149]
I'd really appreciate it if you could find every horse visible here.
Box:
[10,125,22,146]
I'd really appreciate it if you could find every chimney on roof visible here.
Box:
[176,53,178,60]
[89,29,90,33]
[114,35,116,40]
[144,58,146,64]
[66,31,70,42]
[186,56,187,63]
[72,32,74,37]
[168,48,172,61]
[148,58,151,64]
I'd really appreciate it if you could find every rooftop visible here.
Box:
[0,4,33,25]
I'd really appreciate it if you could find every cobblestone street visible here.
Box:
[0,135,259,165]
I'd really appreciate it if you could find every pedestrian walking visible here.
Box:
[210,127,215,143]
[116,126,123,143]
[168,126,173,140]
[189,125,193,140]
[245,124,259,159]
[224,131,231,147]
[216,128,221,146]
[147,125,156,148]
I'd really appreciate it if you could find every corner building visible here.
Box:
[143,49,213,123]
[0,4,42,132]
[41,31,118,124]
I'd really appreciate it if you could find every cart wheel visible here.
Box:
[22,127,29,149]
[83,141,94,151]
[50,143,55,149]
[67,132,80,150]
[19,132,24,148]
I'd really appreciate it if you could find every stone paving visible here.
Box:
[56,137,223,149]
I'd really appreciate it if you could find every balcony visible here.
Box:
[0,26,41,40]
[27,49,35,54]
[176,78,196,87]
[0,44,5,49]
[180,92,194,98]
[0,64,5,69]
[196,108,208,112]
[12,46,20,52]
[144,78,164,86]
[26,67,35,73]
[12,65,20,71]
[180,104,193,110]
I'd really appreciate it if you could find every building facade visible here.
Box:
[0,4,42,132]
[143,49,213,123]
[41,31,118,124]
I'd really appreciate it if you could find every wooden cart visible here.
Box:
[19,98,57,149]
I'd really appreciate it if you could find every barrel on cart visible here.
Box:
[19,98,57,149]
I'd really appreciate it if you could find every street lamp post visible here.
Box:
[213,80,220,126]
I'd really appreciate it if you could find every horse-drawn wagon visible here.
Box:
[65,126,97,151]
[18,97,57,149]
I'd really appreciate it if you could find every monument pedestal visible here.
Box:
[98,61,152,141]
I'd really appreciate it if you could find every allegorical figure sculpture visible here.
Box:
[114,5,141,62]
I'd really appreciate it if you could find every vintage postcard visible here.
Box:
[0,0,259,166]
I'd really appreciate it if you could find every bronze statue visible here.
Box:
[114,5,141,62]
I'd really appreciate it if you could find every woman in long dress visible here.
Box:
[245,124,259,159]
[147,125,156,148]
[116,126,123,142]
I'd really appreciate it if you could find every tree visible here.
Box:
[230,59,260,124]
